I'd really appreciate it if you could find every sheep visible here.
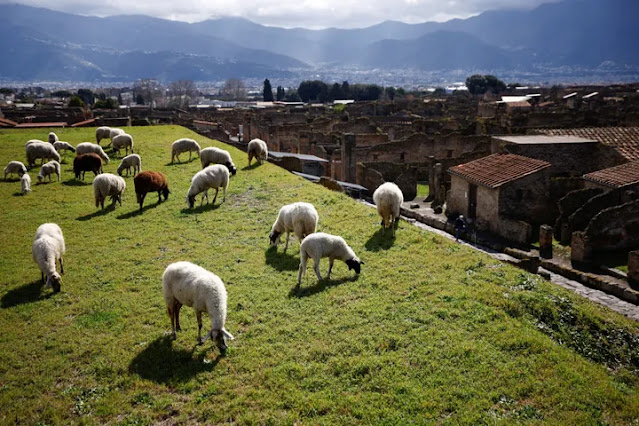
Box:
[74,153,103,180]
[25,141,61,167]
[117,154,142,177]
[76,142,110,164]
[53,141,76,154]
[48,132,58,144]
[373,182,404,237]
[186,164,229,208]
[95,126,112,145]
[134,171,169,210]
[37,160,61,183]
[93,173,126,209]
[25,139,44,148]
[162,261,234,354]
[32,223,65,292]
[21,173,31,195]
[269,202,319,251]
[4,161,27,179]
[247,138,268,166]
[200,147,237,175]
[297,232,363,288]
[171,138,201,163]
[112,133,134,157]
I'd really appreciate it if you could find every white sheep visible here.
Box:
[93,173,126,209]
[162,261,234,354]
[373,182,404,237]
[269,202,319,251]
[37,160,61,183]
[25,141,61,167]
[171,138,201,163]
[48,132,58,144]
[112,133,134,157]
[4,161,27,179]
[32,223,65,292]
[95,126,112,145]
[200,147,237,175]
[186,164,229,208]
[297,232,363,287]
[53,141,76,154]
[21,173,31,195]
[116,154,142,177]
[25,139,43,148]
[76,142,110,164]
[247,138,268,165]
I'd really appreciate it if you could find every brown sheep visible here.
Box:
[134,171,170,210]
[73,153,103,180]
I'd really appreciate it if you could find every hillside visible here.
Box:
[0,126,638,423]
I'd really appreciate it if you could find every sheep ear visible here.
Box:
[222,329,235,340]
[359,261,365,265]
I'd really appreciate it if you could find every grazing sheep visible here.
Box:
[297,232,363,287]
[21,173,31,195]
[76,142,110,164]
[73,153,103,180]
[37,160,61,183]
[117,154,142,177]
[373,182,404,237]
[95,126,112,145]
[93,173,126,209]
[134,171,169,210]
[186,164,229,208]
[112,133,134,157]
[25,139,43,148]
[32,223,65,292]
[171,138,201,163]
[4,161,27,179]
[53,141,76,154]
[269,202,319,251]
[48,132,58,144]
[247,138,268,166]
[25,141,61,167]
[200,147,237,175]
[162,261,234,354]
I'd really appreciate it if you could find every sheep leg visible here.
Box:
[200,190,208,206]
[212,188,219,204]
[157,191,162,203]
[59,257,64,274]
[174,301,182,332]
[297,254,308,287]
[196,311,203,344]
[284,232,290,252]
[222,186,226,202]
[327,258,334,279]
[313,259,323,281]
[41,272,44,284]
[392,215,396,237]
[168,304,177,340]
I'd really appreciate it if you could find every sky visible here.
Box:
[1,0,560,28]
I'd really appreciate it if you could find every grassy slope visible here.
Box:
[0,125,638,424]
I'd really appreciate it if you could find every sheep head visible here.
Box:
[345,258,363,274]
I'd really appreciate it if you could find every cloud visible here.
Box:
[0,0,560,28]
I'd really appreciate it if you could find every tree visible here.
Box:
[77,88,94,106]
[263,79,274,102]
[485,75,506,94]
[297,80,328,103]
[276,86,285,101]
[328,83,342,101]
[465,74,506,95]
[341,81,350,98]
[285,90,301,102]
[117,93,123,105]
[136,94,145,105]
[68,95,85,108]
[221,78,246,100]
[133,78,164,106]
[51,90,71,98]
[385,86,396,101]
[168,80,198,108]
[94,98,118,109]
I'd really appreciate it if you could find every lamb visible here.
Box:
[162,261,234,354]
[171,138,201,163]
[48,132,58,144]
[200,147,237,175]
[37,160,61,183]
[186,164,229,208]
[117,154,142,177]
[247,138,268,166]
[53,141,76,154]
[95,126,112,145]
[4,161,27,179]
[269,202,319,251]
[297,232,363,287]
[134,171,169,210]
[373,182,404,237]
[21,173,31,195]
[32,223,65,292]
[25,141,61,167]
[111,133,134,157]
[74,153,103,180]
[75,142,110,164]
[93,173,126,209]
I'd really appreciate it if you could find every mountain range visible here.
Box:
[0,0,636,83]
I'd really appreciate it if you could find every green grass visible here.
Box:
[416,182,429,200]
[1,125,639,424]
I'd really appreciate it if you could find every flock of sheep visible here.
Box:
[5,127,404,355]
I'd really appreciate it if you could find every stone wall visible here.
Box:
[585,200,639,251]
[568,187,638,233]
[498,141,603,176]
[447,174,470,218]
[357,162,417,200]
[498,169,555,225]
[554,188,605,242]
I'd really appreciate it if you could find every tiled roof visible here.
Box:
[71,118,96,127]
[14,122,67,128]
[536,127,639,161]
[448,153,551,189]
[0,117,17,127]
[583,161,639,188]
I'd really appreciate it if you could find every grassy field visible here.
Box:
[1,125,639,424]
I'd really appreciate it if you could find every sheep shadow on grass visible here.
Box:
[265,246,299,271]
[129,335,221,384]
[165,158,199,167]
[117,201,163,219]
[76,204,116,221]
[180,202,223,215]
[241,163,261,171]
[290,275,359,298]
[364,226,398,252]
[1,280,54,308]
[62,179,91,187]
[12,191,24,197]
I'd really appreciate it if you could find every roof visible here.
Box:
[583,161,639,188]
[71,118,96,127]
[448,153,551,189]
[499,96,531,103]
[506,101,532,109]
[269,151,329,163]
[536,127,639,161]
[0,117,17,127]
[14,122,67,128]
[493,135,597,145]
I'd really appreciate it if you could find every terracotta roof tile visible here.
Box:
[536,127,639,161]
[14,122,67,128]
[583,161,639,188]
[71,118,96,127]
[0,117,17,126]
[448,153,551,189]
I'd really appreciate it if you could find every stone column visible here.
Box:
[628,251,639,286]
[341,133,356,183]
[539,225,553,259]
[571,231,592,269]
[560,223,571,246]
[425,156,435,202]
